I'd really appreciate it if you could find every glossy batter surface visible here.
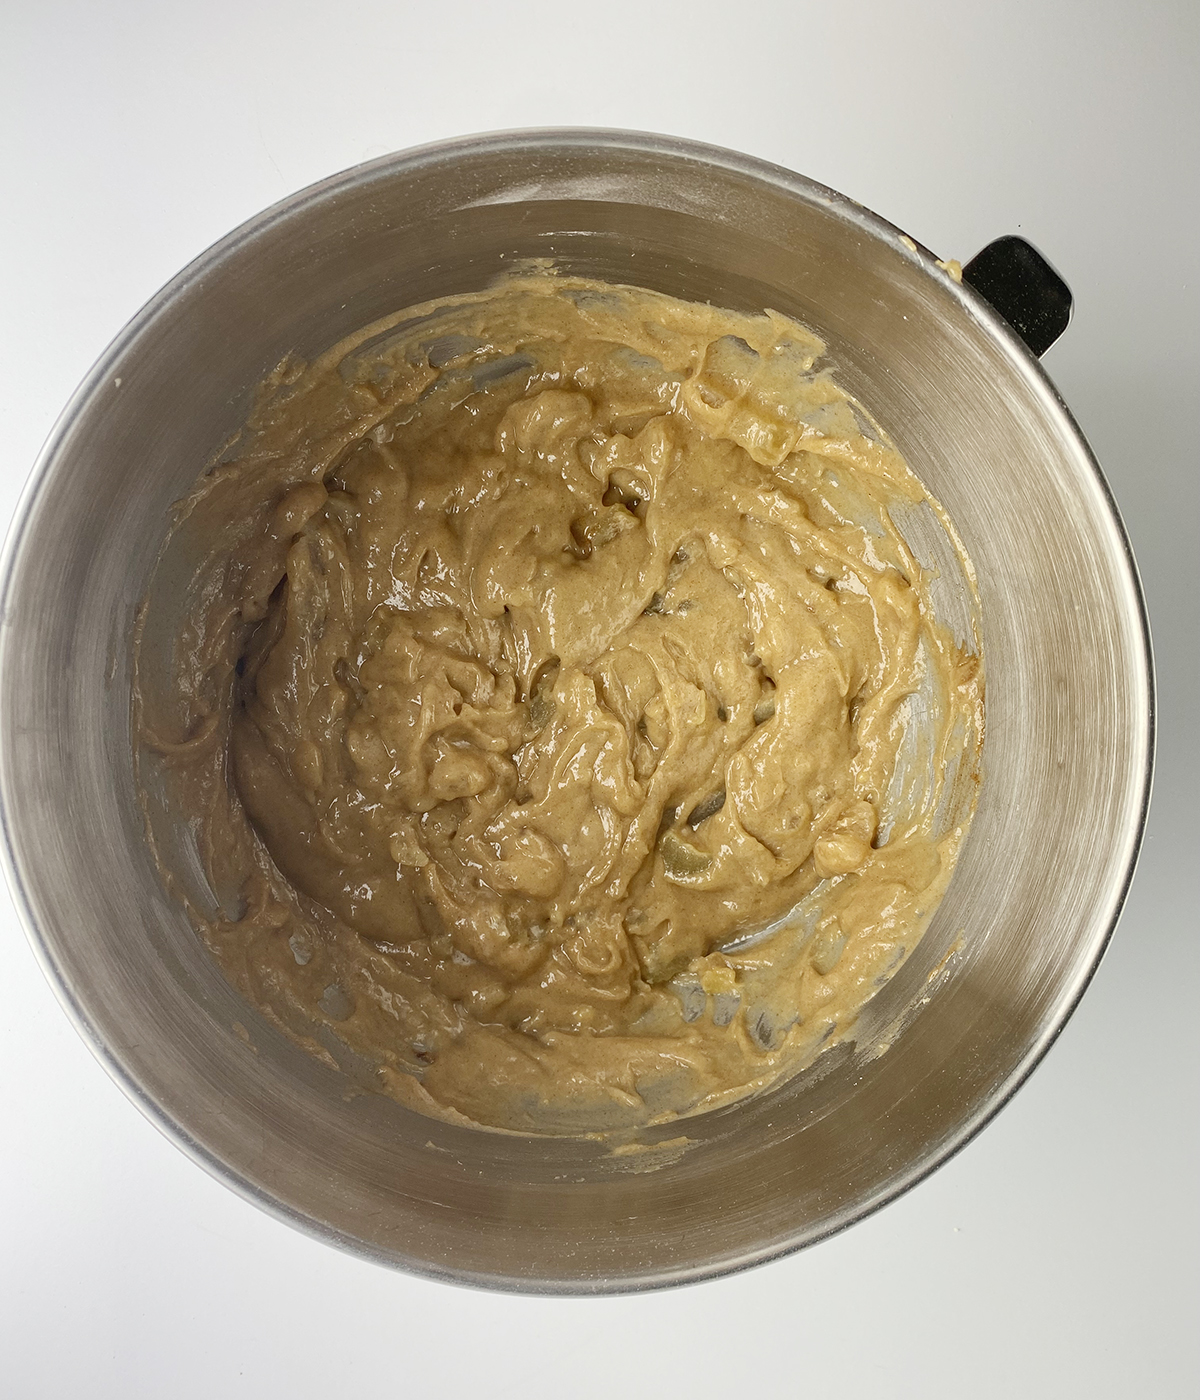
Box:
[137,275,983,1133]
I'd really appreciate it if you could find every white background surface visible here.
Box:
[2,2,1197,1395]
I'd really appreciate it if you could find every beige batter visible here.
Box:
[136,274,983,1134]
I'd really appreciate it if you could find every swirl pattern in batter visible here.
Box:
[137,275,983,1133]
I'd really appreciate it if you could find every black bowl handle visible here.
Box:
[961,235,1072,358]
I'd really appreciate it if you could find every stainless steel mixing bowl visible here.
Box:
[0,130,1152,1292]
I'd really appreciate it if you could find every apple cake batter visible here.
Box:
[136,274,983,1133]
